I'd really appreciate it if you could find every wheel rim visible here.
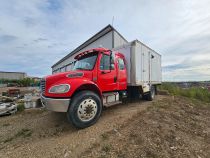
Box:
[77,98,98,122]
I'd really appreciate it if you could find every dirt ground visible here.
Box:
[0,95,210,158]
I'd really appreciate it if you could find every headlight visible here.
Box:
[49,84,70,93]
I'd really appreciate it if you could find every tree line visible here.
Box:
[0,78,40,87]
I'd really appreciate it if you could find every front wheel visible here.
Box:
[67,90,102,128]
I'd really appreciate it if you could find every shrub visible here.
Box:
[17,103,25,112]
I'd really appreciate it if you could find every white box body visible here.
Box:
[113,40,162,86]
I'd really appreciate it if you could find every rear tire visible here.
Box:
[67,90,102,129]
[143,85,155,101]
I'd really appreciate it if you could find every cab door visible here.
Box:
[116,57,127,90]
[97,53,117,92]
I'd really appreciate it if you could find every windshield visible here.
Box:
[73,53,98,70]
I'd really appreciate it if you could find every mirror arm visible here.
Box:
[109,51,112,72]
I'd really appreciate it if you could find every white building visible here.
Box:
[0,71,26,80]
[52,24,128,73]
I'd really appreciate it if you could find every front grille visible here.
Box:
[40,78,46,94]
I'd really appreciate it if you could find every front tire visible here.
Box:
[67,90,102,128]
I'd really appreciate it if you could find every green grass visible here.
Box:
[158,83,210,103]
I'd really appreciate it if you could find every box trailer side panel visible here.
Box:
[113,40,161,86]
[151,50,162,84]
[135,41,161,85]
[134,42,143,84]
[135,42,154,84]
[142,44,150,83]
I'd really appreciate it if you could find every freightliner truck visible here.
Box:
[41,40,161,128]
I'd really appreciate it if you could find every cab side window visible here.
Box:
[100,54,115,70]
[118,58,125,70]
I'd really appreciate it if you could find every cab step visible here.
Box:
[102,92,121,107]
[103,101,122,107]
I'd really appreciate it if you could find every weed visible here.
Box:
[3,137,14,143]
[145,148,157,158]
[101,133,109,140]
[129,132,137,138]
[3,128,32,143]
[101,144,112,152]
[2,123,10,127]
[16,128,32,138]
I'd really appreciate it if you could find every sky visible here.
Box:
[0,0,210,81]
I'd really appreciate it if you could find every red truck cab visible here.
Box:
[41,48,127,128]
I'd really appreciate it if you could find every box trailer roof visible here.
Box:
[113,40,161,57]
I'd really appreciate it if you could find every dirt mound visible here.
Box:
[81,97,210,158]
[0,96,210,158]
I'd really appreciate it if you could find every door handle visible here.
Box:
[114,76,117,82]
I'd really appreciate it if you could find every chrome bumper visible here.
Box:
[41,95,70,112]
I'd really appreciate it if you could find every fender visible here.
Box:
[69,78,102,98]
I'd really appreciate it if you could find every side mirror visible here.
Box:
[109,51,114,70]
[109,53,112,70]
[110,64,114,69]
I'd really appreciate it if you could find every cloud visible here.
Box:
[42,0,63,13]
[33,38,48,43]
[0,0,210,81]
[163,56,210,81]
[0,35,17,43]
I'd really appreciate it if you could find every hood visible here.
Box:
[46,70,92,81]
[44,70,93,90]
[42,70,94,97]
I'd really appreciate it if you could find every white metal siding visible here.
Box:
[52,31,113,73]
[114,31,127,48]
[52,54,76,72]
[0,72,26,80]
[142,45,149,82]
[113,40,161,86]
[77,31,113,52]
[151,52,162,82]
[134,42,143,84]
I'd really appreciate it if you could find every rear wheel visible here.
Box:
[143,85,155,101]
[67,90,102,128]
